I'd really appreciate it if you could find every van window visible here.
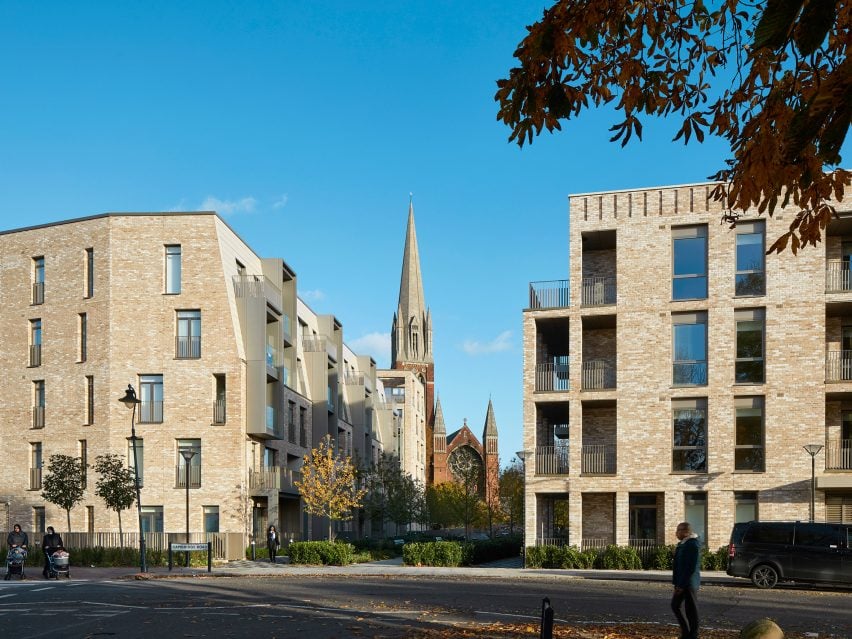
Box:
[744,523,793,544]
[795,524,838,548]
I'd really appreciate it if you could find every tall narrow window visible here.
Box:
[85,375,94,425]
[33,506,45,533]
[85,247,94,298]
[213,374,226,424]
[684,493,708,546]
[288,400,297,444]
[33,380,45,429]
[139,375,163,423]
[30,442,43,489]
[78,313,87,362]
[165,245,181,294]
[672,398,707,472]
[673,312,708,386]
[29,319,42,367]
[32,256,45,304]
[86,506,95,533]
[176,439,201,488]
[79,439,88,488]
[735,222,765,296]
[736,308,765,383]
[735,491,758,523]
[128,437,144,487]
[735,396,765,472]
[299,406,307,447]
[176,310,201,358]
[672,226,707,300]
[203,506,220,533]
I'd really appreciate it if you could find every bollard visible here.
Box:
[250,540,256,561]
[540,597,553,639]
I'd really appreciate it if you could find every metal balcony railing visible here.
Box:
[826,350,852,382]
[826,260,852,292]
[826,438,852,470]
[32,406,45,429]
[582,276,616,306]
[32,282,44,305]
[249,466,280,490]
[175,464,202,488]
[30,468,42,490]
[299,425,307,448]
[535,360,570,391]
[535,445,570,475]
[582,359,616,390]
[288,417,297,444]
[29,344,41,367]
[529,280,570,310]
[175,336,201,359]
[535,537,570,547]
[581,443,616,474]
[139,401,164,424]
[213,399,226,424]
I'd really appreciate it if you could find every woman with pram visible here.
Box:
[6,524,28,551]
[4,524,28,580]
[41,526,63,578]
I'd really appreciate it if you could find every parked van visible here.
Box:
[727,521,852,589]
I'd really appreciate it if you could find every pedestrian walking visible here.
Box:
[266,525,280,563]
[671,521,700,639]
[41,526,64,578]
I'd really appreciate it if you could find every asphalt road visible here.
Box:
[0,574,849,638]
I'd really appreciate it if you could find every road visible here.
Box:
[1,574,849,638]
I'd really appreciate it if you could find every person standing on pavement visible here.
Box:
[671,521,701,639]
[41,526,64,577]
[7,524,28,550]
[266,525,280,563]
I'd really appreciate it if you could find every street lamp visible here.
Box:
[118,384,146,573]
[803,444,823,523]
[179,447,197,567]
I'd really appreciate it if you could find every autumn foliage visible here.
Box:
[496,0,851,254]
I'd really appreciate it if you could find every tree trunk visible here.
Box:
[327,518,333,541]
[118,510,124,547]
[66,508,71,532]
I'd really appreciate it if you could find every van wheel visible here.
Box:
[751,564,779,589]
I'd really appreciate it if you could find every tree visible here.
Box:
[495,0,850,254]
[361,453,399,535]
[498,458,525,534]
[93,453,137,542]
[387,474,427,534]
[41,454,86,532]
[295,435,366,540]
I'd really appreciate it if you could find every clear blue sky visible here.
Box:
[1,1,755,464]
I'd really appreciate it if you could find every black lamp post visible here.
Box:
[119,384,146,573]
[180,448,197,567]
[803,444,823,522]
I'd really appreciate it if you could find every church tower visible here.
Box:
[482,398,500,509]
[391,197,436,482]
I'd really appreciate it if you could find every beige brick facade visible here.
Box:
[523,182,852,551]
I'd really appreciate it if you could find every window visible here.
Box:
[796,523,838,548]
[128,437,144,487]
[176,439,201,488]
[673,312,707,386]
[203,506,220,533]
[735,491,758,523]
[79,439,88,488]
[235,260,246,276]
[33,380,45,429]
[288,401,296,444]
[672,226,707,300]
[33,506,45,533]
[30,442,43,489]
[140,506,163,533]
[176,310,201,358]
[165,245,181,294]
[85,376,94,425]
[684,493,708,546]
[735,396,765,472]
[735,222,765,296]
[262,446,277,467]
[673,398,707,472]
[29,319,42,367]
[139,375,163,423]
[32,256,44,304]
[78,313,87,362]
[86,506,95,533]
[629,494,658,542]
[299,406,307,447]
[744,522,793,544]
[213,374,226,424]
[85,248,94,298]
[735,309,765,384]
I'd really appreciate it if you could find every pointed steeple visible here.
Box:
[434,395,446,434]
[391,196,433,366]
[483,399,498,456]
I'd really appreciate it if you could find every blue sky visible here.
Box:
[1,1,751,464]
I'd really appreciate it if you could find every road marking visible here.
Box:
[81,600,148,609]
[30,587,54,592]
[0,594,16,599]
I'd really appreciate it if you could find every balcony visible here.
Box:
[32,406,44,429]
[581,443,616,474]
[535,359,570,392]
[250,466,280,490]
[139,401,163,424]
[29,467,42,490]
[582,359,616,390]
[826,260,852,293]
[266,406,281,437]
[213,399,226,424]
[826,438,852,470]
[344,373,365,386]
[303,334,337,361]
[582,276,616,306]
[174,464,202,488]
[282,314,293,344]
[32,281,44,305]
[826,351,852,382]
[29,344,41,367]
[535,445,570,475]
[175,335,201,359]
[529,280,569,310]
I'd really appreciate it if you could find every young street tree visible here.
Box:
[93,453,137,542]
[41,454,86,532]
[295,435,366,540]
[496,0,850,253]
[498,458,524,534]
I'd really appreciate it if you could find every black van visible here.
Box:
[727,521,852,588]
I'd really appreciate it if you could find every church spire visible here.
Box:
[434,395,446,434]
[483,398,498,456]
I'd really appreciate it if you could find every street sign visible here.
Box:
[170,543,209,552]
[168,542,213,572]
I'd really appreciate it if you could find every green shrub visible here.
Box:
[287,541,354,565]
[402,542,423,566]
[402,541,463,567]
[701,545,729,571]
[577,548,599,569]
[595,545,643,570]
[645,544,675,570]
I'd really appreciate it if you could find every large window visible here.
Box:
[673,312,707,386]
[672,226,707,300]
[735,222,766,296]
[213,374,226,424]
[684,493,708,546]
[735,308,765,384]
[673,398,707,472]
[29,319,42,367]
[735,396,765,472]
[629,494,658,542]
[165,245,181,294]
[32,256,45,304]
[203,506,220,533]
[128,437,144,487]
[176,310,201,358]
[176,438,201,488]
[139,375,163,423]
[735,491,758,523]
[140,506,163,533]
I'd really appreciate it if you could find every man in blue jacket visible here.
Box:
[672,521,701,639]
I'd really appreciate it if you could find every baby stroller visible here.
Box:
[4,546,27,580]
[47,550,70,579]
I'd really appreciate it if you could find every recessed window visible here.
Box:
[673,312,707,386]
[176,439,201,488]
[32,256,45,304]
[213,374,226,424]
[85,376,94,425]
[672,226,707,300]
[673,398,707,473]
[735,397,765,472]
[29,319,42,367]
[203,506,220,533]
[78,313,87,362]
[79,439,88,488]
[176,310,201,359]
[684,493,708,546]
[165,245,181,294]
[30,442,43,489]
[735,309,765,384]
[33,380,45,429]
[140,506,163,533]
[735,222,765,296]
[735,491,758,523]
[139,375,163,423]
[85,248,94,298]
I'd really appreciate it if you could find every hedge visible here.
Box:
[526,544,729,571]
[403,541,462,567]
[287,541,355,565]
